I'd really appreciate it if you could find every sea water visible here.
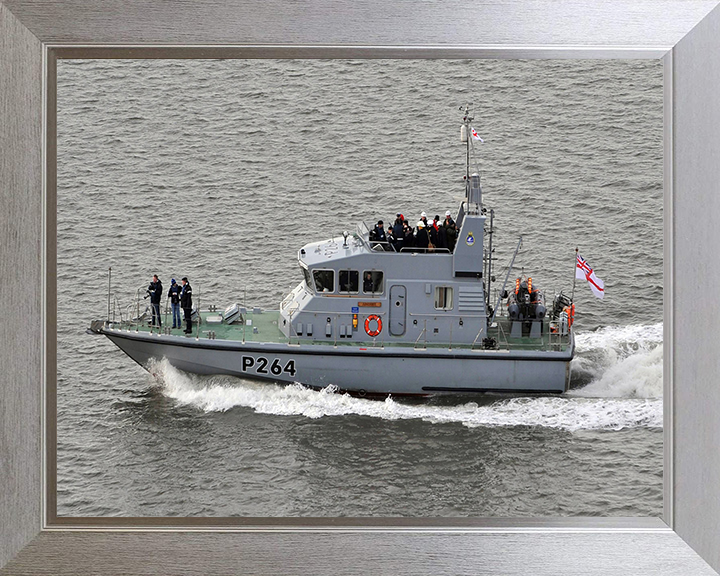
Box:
[57,59,663,517]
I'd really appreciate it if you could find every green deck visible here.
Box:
[117,310,572,353]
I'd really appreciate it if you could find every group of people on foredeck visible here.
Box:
[369,210,459,253]
[146,274,193,333]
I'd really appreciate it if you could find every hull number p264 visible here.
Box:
[242,356,297,377]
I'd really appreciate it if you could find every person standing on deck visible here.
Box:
[428,215,440,249]
[415,220,429,250]
[403,220,415,250]
[391,214,404,252]
[370,220,387,243]
[180,277,193,334]
[167,278,182,329]
[146,274,163,327]
[443,210,458,252]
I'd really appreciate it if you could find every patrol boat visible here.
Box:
[89,107,576,396]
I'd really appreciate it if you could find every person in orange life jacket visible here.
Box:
[167,278,182,329]
[180,277,193,334]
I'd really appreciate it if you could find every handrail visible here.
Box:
[399,246,451,254]
[414,319,428,349]
[365,239,453,254]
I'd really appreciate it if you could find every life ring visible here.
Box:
[364,314,382,337]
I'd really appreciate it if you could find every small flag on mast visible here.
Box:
[576,254,605,299]
[471,127,484,142]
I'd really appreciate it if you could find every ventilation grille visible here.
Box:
[457,286,485,312]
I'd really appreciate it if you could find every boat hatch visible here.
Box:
[389,285,407,336]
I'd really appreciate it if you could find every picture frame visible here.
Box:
[2,1,720,573]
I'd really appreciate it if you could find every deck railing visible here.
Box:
[104,281,571,353]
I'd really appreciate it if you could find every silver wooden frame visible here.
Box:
[3,1,720,574]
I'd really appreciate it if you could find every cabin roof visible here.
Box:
[298,233,373,268]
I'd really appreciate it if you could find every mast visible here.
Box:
[570,247,579,303]
[460,103,473,202]
[486,209,494,312]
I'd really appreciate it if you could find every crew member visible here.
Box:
[371,220,387,243]
[363,272,374,292]
[415,220,429,250]
[403,220,415,249]
[180,276,193,334]
[167,278,182,329]
[443,210,458,252]
[392,214,404,252]
[428,215,440,248]
[147,274,163,327]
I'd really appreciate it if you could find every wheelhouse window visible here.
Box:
[434,286,453,310]
[339,270,359,293]
[301,266,313,291]
[363,271,384,294]
[313,269,335,293]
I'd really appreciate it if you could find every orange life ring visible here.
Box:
[364,314,382,337]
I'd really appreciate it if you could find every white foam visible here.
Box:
[148,358,662,431]
[570,323,663,398]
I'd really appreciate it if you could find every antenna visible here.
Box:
[460,103,474,201]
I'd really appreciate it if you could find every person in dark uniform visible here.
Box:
[180,276,193,334]
[443,210,458,252]
[437,217,448,249]
[415,220,429,250]
[363,272,374,292]
[428,215,440,249]
[167,278,182,329]
[371,220,386,243]
[391,214,404,252]
[146,274,163,327]
[403,220,415,250]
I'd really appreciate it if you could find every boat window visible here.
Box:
[313,269,335,293]
[301,266,313,290]
[363,271,384,294]
[339,270,359,293]
[434,286,453,310]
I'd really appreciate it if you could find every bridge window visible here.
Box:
[301,266,313,290]
[339,270,359,293]
[363,271,384,294]
[313,269,335,293]
[434,286,453,310]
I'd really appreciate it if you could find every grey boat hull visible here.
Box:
[102,327,574,395]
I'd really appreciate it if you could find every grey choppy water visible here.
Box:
[57,59,663,517]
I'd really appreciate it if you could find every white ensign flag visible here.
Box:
[576,254,605,299]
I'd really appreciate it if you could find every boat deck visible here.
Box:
[111,310,572,353]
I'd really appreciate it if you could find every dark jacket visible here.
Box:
[180,282,193,309]
[392,220,404,251]
[392,220,404,239]
[371,225,387,242]
[168,284,181,304]
[415,227,429,249]
[428,223,439,247]
[443,218,458,250]
[403,226,415,248]
[147,280,163,304]
[437,225,448,249]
